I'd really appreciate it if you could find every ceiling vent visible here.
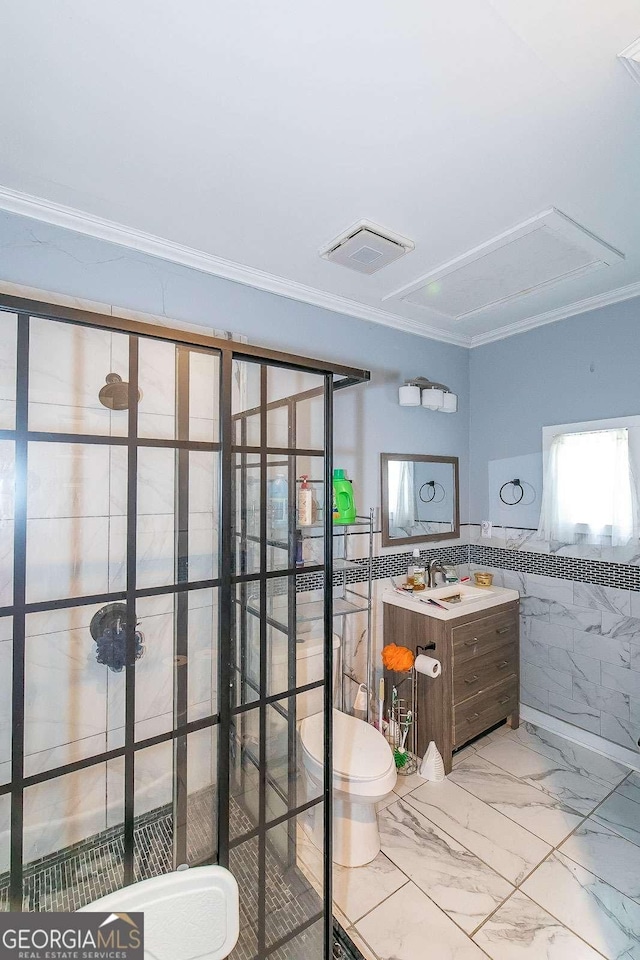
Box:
[384,209,624,320]
[320,220,414,275]
[619,37,640,87]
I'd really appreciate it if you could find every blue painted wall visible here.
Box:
[0,210,470,521]
[469,297,640,527]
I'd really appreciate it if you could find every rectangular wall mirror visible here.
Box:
[381,453,460,546]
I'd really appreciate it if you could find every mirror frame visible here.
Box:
[380,452,460,547]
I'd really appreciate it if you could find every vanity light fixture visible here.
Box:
[398,377,457,414]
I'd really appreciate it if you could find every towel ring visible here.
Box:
[499,478,524,505]
[419,480,445,504]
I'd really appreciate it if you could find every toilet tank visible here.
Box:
[270,632,341,719]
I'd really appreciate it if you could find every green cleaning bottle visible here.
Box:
[332,469,357,525]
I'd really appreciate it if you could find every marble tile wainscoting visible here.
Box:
[466,528,640,757]
[297,720,640,960]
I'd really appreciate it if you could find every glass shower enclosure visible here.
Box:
[0,294,369,960]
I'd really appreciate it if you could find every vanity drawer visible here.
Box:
[452,608,518,663]
[453,642,517,705]
[454,677,518,746]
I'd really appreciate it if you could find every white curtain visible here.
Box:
[389,460,415,530]
[538,428,639,546]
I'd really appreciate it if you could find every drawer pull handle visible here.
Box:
[464,675,479,685]
[498,660,509,670]
[466,713,480,722]
[498,696,510,705]
[464,637,479,646]
[496,627,510,635]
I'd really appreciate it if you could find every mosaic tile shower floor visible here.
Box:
[0,791,357,960]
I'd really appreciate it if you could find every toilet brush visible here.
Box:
[394,711,412,769]
[418,741,445,781]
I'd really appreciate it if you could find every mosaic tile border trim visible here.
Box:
[295,543,469,593]
[470,543,640,592]
[297,540,640,593]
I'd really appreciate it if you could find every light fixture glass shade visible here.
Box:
[398,384,421,406]
[421,387,444,410]
[442,392,458,413]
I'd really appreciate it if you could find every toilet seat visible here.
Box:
[300,708,395,782]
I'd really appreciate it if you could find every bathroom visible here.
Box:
[1,3,640,959]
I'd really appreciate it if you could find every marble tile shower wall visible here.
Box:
[0,316,219,868]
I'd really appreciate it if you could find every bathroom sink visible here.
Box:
[424,584,495,607]
[383,580,519,620]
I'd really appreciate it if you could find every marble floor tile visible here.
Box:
[475,738,611,814]
[379,800,513,933]
[344,928,378,960]
[473,890,604,960]
[404,779,551,885]
[511,723,629,786]
[449,756,584,846]
[593,789,640,847]
[617,772,640,804]
[452,744,476,767]
[392,770,425,798]
[356,883,487,960]
[331,853,409,924]
[375,793,396,813]
[521,851,640,959]
[559,819,640,901]
[296,828,408,925]
[480,722,511,743]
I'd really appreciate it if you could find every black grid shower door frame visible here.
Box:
[0,293,369,960]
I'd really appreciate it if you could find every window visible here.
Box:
[538,425,639,545]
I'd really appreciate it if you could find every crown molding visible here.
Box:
[0,185,470,347]
[468,280,640,347]
[2,185,639,352]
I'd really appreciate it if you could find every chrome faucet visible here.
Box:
[428,559,447,588]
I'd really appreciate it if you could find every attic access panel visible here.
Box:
[384,209,623,320]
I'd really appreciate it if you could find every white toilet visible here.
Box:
[300,707,397,867]
[275,628,396,867]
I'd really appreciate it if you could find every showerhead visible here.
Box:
[99,373,139,410]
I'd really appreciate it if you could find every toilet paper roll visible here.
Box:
[414,654,442,678]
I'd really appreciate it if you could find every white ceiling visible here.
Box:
[1,0,640,346]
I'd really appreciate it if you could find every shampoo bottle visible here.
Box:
[298,475,315,526]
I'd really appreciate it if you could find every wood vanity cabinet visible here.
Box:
[383,599,520,775]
